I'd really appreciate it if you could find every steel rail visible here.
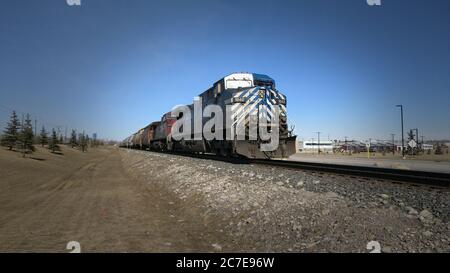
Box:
[248,159,450,188]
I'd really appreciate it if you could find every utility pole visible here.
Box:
[344,136,348,153]
[82,130,85,152]
[391,133,395,155]
[56,126,61,142]
[396,105,405,159]
[316,132,321,154]
[21,114,25,157]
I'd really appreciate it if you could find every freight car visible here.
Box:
[142,122,159,150]
[152,112,177,151]
[121,73,297,159]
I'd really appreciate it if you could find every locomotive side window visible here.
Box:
[214,80,224,97]
[206,87,213,100]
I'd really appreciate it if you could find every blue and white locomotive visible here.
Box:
[123,72,297,159]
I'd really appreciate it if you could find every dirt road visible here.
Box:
[0,146,228,252]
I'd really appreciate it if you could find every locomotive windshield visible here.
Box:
[253,73,275,89]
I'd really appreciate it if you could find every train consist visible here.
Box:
[121,73,297,158]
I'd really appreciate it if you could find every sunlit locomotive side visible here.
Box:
[122,73,297,159]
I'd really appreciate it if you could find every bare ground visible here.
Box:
[0,146,230,252]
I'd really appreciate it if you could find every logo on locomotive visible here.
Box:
[171,96,281,152]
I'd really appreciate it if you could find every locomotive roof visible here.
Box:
[215,72,275,85]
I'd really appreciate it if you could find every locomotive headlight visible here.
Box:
[259,90,265,98]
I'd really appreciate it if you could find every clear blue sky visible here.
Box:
[1,0,449,141]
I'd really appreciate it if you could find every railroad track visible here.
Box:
[126,149,450,188]
[248,159,450,189]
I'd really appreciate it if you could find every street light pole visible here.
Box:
[316,132,321,154]
[413,128,419,153]
[391,133,395,155]
[396,105,405,159]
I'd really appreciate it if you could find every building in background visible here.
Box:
[421,143,433,151]
[300,140,334,153]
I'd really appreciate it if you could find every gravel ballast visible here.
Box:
[121,149,450,252]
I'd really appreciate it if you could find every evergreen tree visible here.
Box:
[20,113,35,155]
[80,133,88,152]
[435,143,443,155]
[49,129,60,153]
[59,134,64,145]
[1,111,20,150]
[70,129,77,148]
[40,126,48,147]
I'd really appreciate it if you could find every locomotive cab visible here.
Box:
[252,73,275,90]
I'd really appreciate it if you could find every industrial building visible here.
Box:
[298,138,445,155]
[299,140,334,153]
